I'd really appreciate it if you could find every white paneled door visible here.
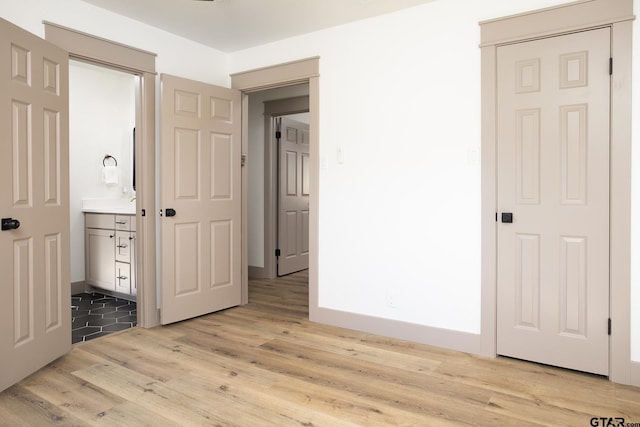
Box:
[277,117,310,276]
[160,74,242,325]
[497,28,610,375]
[0,18,71,392]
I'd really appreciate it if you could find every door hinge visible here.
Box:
[275,249,281,257]
[241,154,247,167]
[608,318,612,335]
[275,131,282,139]
[609,57,613,75]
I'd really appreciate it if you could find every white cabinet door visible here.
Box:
[86,228,115,291]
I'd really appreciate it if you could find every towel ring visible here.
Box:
[103,155,118,167]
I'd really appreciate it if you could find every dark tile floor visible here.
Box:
[71,293,137,344]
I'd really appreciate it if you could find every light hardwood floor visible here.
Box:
[1,270,639,426]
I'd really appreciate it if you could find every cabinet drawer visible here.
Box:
[115,215,133,231]
[115,231,132,263]
[115,262,131,294]
[85,213,114,229]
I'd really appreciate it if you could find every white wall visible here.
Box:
[69,61,136,283]
[230,0,634,337]
[247,85,309,268]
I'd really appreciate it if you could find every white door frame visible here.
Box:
[231,57,319,307]
[44,22,160,328]
[480,0,634,384]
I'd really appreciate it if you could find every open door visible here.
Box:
[160,74,242,324]
[277,117,310,276]
[0,18,71,392]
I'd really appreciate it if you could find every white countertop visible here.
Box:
[82,198,136,215]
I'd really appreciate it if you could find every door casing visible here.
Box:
[45,22,159,328]
[231,57,320,306]
[480,0,634,384]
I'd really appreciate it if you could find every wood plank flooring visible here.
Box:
[2,270,639,426]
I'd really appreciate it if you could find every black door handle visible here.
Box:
[2,218,20,231]
[501,213,513,223]
[166,208,176,217]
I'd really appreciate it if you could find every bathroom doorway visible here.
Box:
[68,59,140,343]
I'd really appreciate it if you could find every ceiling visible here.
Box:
[81,0,436,53]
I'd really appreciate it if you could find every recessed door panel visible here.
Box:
[44,233,61,332]
[42,58,59,95]
[560,105,587,205]
[301,210,310,255]
[286,151,297,196]
[13,238,33,347]
[211,220,231,287]
[516,109,540,205]
[43,109,59,205]
[302,153,310,196]
[284,211,297,257]
[174,222,200,296]
[515,234,540,330]
[11,43,30,85]
[12,100,32,207]
[560,236,587,337]
[210,97,232,122]
[211,133,232,200]
[174,128,200,200]
[175,90,200,118]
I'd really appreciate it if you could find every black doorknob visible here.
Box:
[2,218,20,231]
[165,208,176,217]
[501,213,513,223]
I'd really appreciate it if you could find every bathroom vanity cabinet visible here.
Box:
[85,213,136,298]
